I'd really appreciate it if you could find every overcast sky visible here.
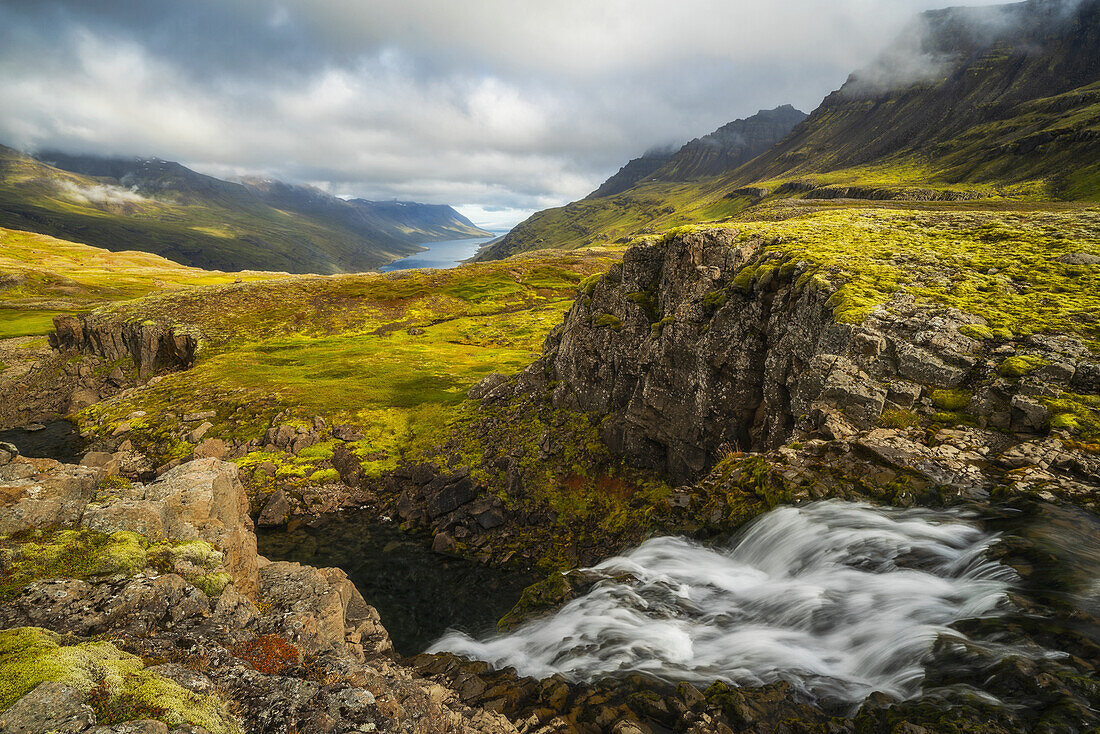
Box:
[0,0,1007,229]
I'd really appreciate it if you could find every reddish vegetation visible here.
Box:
[563,473,636,501]
[234,634,300,675]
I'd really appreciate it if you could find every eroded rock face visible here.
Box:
[257,560,393,661]
[531,229,1099,483]
[50,314,197,377]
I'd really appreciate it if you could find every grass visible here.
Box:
[0,227,284,337]
[75,251,616,477]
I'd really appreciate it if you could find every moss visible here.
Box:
[959,324,995,340]
[308,468,339,483]
[880,409,920,429]
[625,291,660,322]
[578,273,602,295]
[931,389,973,412]
[0,627,240,733]
[998,354,1049,378]
[593,313,623,331]
[1042,393,1100,438]
[1,530,225,602]
[191,572,232,597]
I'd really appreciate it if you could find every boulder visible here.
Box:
[82,459,259,599]
[0,458,101,534]
[0,681,95,733]
[257,489,291,527]
[258,561,392,660]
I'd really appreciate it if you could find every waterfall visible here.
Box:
[431,500,1017,705]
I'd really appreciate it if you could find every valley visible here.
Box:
[1,0,1099,733]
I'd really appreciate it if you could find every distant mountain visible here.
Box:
[652,105,808,181]
[586,150,675,199]
[0,147,489,274]
[478,105,806,260]
[240,178,487,244]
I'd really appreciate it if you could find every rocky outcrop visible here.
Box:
[84,459,260,599]
[51,314,197,377]
[526,228,1100,483]
[0,455,519,733]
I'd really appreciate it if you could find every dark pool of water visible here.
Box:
[0,420,85,463]
[379,235,501,272]
[257,511,536,655]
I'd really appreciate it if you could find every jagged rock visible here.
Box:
[0,441,17,466]
[68,386,101,412]
[50,314,197,377]
[469,373,512,402]
[426,475,478,518]
[257,561,393,660]
[1012,395,1051,430]
[0,681,95,733]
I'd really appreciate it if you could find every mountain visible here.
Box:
[0,147,488,274]
[585,149,675,199]
[651,104,808,181]
[240,178,487,244]
[738,0,1100,196]
[477,0,1100,262]
[476,106,807,260]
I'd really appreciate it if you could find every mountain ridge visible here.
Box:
[0,146,488,274]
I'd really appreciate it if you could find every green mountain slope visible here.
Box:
[0,147,487,274]
[739,0,1100,196]
[477,0,1100,261]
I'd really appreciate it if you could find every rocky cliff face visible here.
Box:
[51,314,197,377]
[532,228,1099,483]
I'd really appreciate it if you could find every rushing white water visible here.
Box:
[430,500,1017,705]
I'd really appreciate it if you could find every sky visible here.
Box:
[0,0,1008,230]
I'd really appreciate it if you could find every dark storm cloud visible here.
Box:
[0,0,1008,227]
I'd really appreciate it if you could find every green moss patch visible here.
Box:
[0,627,239,733]
[999,354,1049,378]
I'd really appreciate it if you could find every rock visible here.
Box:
[331,442,365,487]
[0,441,17,466]
[188,421,214,443]
[469,373,511,401]
[426,476,478,518]
[82,458,259,599]
[68,386,101,412]
[184,410,217,422]
[432,532,456,554]
[81,450,119,475]
[112,422,131,436]
[50,313,196,377]
[258,489,292,527]
[258,561,393,659]
[193,438,226,460]
[0,458,101,534]
[0,681,96,733]
[1011,395,1051,430]
[1053,252,1100,265]
[333,424,365,442]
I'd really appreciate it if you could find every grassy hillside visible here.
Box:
[0,227,285,338]
[0,147,487,274]
[72,246,619,478]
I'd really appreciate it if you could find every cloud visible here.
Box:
[55,180,152,207]
[0,0,1010,228]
